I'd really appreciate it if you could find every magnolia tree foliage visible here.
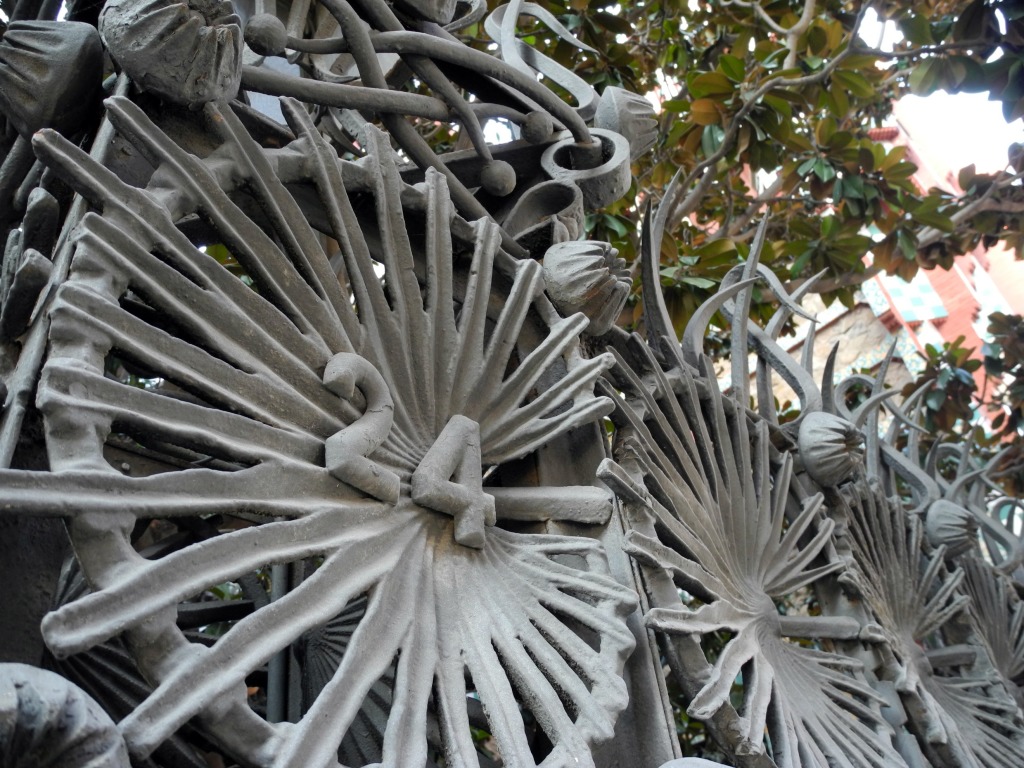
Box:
[462,0,1023,323]
[458,0,1024,491]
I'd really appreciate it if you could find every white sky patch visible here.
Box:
[898,92,1020,173]
[484,119,515,144]
[858,7,1021,174]
[858,8,900,53]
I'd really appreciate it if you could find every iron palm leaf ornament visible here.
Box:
[960,557,1024,708]
[839,484,1024,768]
[975,496,1024,581]
[1,94,637,767]
[596,336,901,768]
[588,214,902,767]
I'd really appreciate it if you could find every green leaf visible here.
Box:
[752,40,778,62]
[952,0,988,42]
[665,120,693,148]
[701,124,726,157]
[806,25,828,54]
[204,243,234,264]
[761,47,790,69]
[745,117,767,141]
[838,54,883,72]
[832,70,876,100]
[689,71,735,98]
[900,13,935,45]
[592,11,633,35]
[813,158,836,181]
[762,93,793,119]
[983,341,1003,360]
[878,145,909,171]
[897,229,918,259]
[886,162,918,180]
[1004,95,1024,123]
[944,57,969,88]
[821,215,837,239]
[827,131,853,151]
[719,54,745,83]
[827,85,850,118]
[790,248,813,277]
[694,238,737,259]
[956,366,978,382]
[858,147,876,173]
[815,117,837,146]
[602,213,629,237]
[950,56,987,93]
[908,59,943,96]
[661,98,690,113]
[842,174,866,202]
[775,130,810,153]
[915,213,954,232]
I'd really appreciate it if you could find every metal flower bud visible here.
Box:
[797,411,865,487]
[594,86,658,162]
[925,499,979,557]
[542,241,630,336]
[100,0,243,107]
[0,21,103,139]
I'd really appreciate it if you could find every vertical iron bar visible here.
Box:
[266,562,289,723]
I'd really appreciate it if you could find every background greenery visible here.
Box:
[459,0,1024,493]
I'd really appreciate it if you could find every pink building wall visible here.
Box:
[860,105,1023,393]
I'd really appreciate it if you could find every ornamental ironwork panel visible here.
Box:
[0,2,1022,768]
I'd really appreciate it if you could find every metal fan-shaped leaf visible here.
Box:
[598,336,901,767]
[840,484,1024,768]
[961,557,1024,708]
[1,94,636,767]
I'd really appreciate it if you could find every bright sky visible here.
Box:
[897,92,1020,174]
[860,8,1022,175]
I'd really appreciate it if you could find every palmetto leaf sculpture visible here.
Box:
[840,484,1024,768]
[1,94,637,767]
[596,334,902,767]
[970,494,1024,583]
[961,557,1024,708]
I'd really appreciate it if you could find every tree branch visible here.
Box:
[721,0,789,36]
[853,38,990,59]
[785,264,883,294]
[663,5,867,230]
[917,171,1024,248]
[721,0,818,68]
[722,175,793,238]
[917,198,1024,249]
[784,0,817,69]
